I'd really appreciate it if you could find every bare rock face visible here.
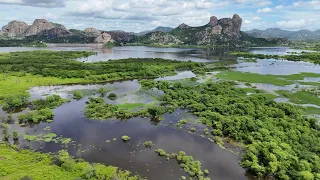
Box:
[94,32,112,43]
[25,19,55,36]
[38,27,72,38]
[208,16,218,27]
[218,14,242,39]
[84,28,101,36]
[106,31,134,43]
[149,31,183,45]
[0,20,29,37]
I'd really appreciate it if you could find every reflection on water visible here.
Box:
[18,100,248,180]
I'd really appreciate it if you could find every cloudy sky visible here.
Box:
[0,0,319,32]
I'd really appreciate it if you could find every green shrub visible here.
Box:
[122,135,130,141]
[143,141,154,148]
[107,93,117,100]
[73,91,84,100]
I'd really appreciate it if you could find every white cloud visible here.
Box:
[257,7,272,13]
[275,5,284,9]
[277,19,306,29]
[244,20,252,24]
[292,0,320,9]
[252,16,261,20]
[231,0,272,7]
[0,0,65,7]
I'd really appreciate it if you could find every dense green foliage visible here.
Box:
[72,91,84,100]
[155,149,210,180]
[31,95,66,110]
[141,80,320,179]
[0,39,47,47]
[18,108,54,123]
[0,144,142,180]
[231,51,320,64]
[2,93,30,111]
[0,51,201,80]
[85,97,168,120]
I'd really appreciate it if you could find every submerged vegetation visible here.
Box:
[230,51,320,64]
[155,149,210,180]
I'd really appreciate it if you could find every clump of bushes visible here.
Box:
[18,108,54,123]
[2,93,30,110]
[32,94,66,110]
[155,149,210,179]
[122,135,130,141]
[98,87,108,96]
[107,93,117,100]
[73,91,84,100]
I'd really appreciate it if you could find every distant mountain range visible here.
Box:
[0,16,290,47]
[246,28,320,41]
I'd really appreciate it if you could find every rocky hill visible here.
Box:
[0,16,289,46]
[246,28,320,41]
[0,19,134,44]
[136,26,174,36]
[136,14,289,46]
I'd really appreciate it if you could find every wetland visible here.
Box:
[0,45,319,180]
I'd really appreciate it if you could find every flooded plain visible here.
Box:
[1,45,319,180]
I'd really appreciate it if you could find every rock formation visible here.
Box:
[94,32,112,43]
[0,20,29,37]
[38,28,71,38]
[84,28,101,36]
[208,16,218,27]
[148,31,182,45]
[25,19,56,36]
[106,31,134,43]
[218,14,242,39]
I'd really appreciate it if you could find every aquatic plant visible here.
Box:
[122,135,130,141]
[12,130,19,141]
[18,108,54,123]
[72,91,84,100]
[98,87,107,96]
[155,149,209,179]
[143,141,154,148]
[32,94,66,110]
[2,93,30,111]
[107,93,117,100]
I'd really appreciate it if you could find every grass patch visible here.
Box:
[0,143,141,180]
[116,103,146,109]
[0,73,85,104]
[301,106,320,115]
[277,90,320,106]
[278,72,320,81]
[216,71,292,86]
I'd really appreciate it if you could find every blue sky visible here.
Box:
[0,0,319,32]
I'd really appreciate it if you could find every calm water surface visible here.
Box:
[7,81,249,180]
